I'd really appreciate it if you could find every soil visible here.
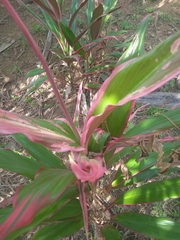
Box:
[1,0,180,239]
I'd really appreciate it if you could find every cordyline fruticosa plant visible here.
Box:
[1,1,180,239]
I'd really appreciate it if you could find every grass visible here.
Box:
[31,23,46,35]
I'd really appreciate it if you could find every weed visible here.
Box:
[0,143,6,148]
[159,12,169,21]
[131,14,139,20]
[145,7,154,13]
[151,202,167,218]
[170,79,175,88]
[146,106,165,117]
[10,94,18,100]
[31,23,46,35]
[25,97,32,103]
[44,103,51,109]
[121,20,133,30]
[12,65,22,75]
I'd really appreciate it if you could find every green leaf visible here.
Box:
[13,133,65,169]
[26,68,44,78]
[46,199,82,221]
[0,149,43,179]
[27,75,47,94]
[60,22,84,56]
[101,225,121,240]
[101,0,118,30]
[18,1,48,29]
[114,177,180,205]
[111,141,180,188]
[90,4,103,40]
[107,146,135,166]
[88,131,109,153]
[69,0,78,32]
[112,166,159,189]
[103,101,134,137]
[117,15,150,66]
[33,216,84,240]
[125,108,180,137]
[113,212,180,240]
[86,0,94,25]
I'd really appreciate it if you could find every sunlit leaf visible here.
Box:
[114,177,180,205]
[113,212,180,240]
[125,108,180,137]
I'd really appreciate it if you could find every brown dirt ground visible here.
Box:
[1,0,180,239]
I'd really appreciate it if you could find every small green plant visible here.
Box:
[121,20,133,30]
[145,7,154,13]
[25,97,32,103]
[31,23,46,35]
[151,202,167,218]
[146,106,165,117]
[12,65,22,75]
[44,103,51,109]
[159,12,169,21]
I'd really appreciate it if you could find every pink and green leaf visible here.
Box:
[6,185,79,239]
[113,213,180,240]
[33,0,58,23]
[100,16,150,137]
[0,110,83,152]
[82,31,180,147]
[78,181,89,239]
[74,82,83,128]
[0,169,75,239]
